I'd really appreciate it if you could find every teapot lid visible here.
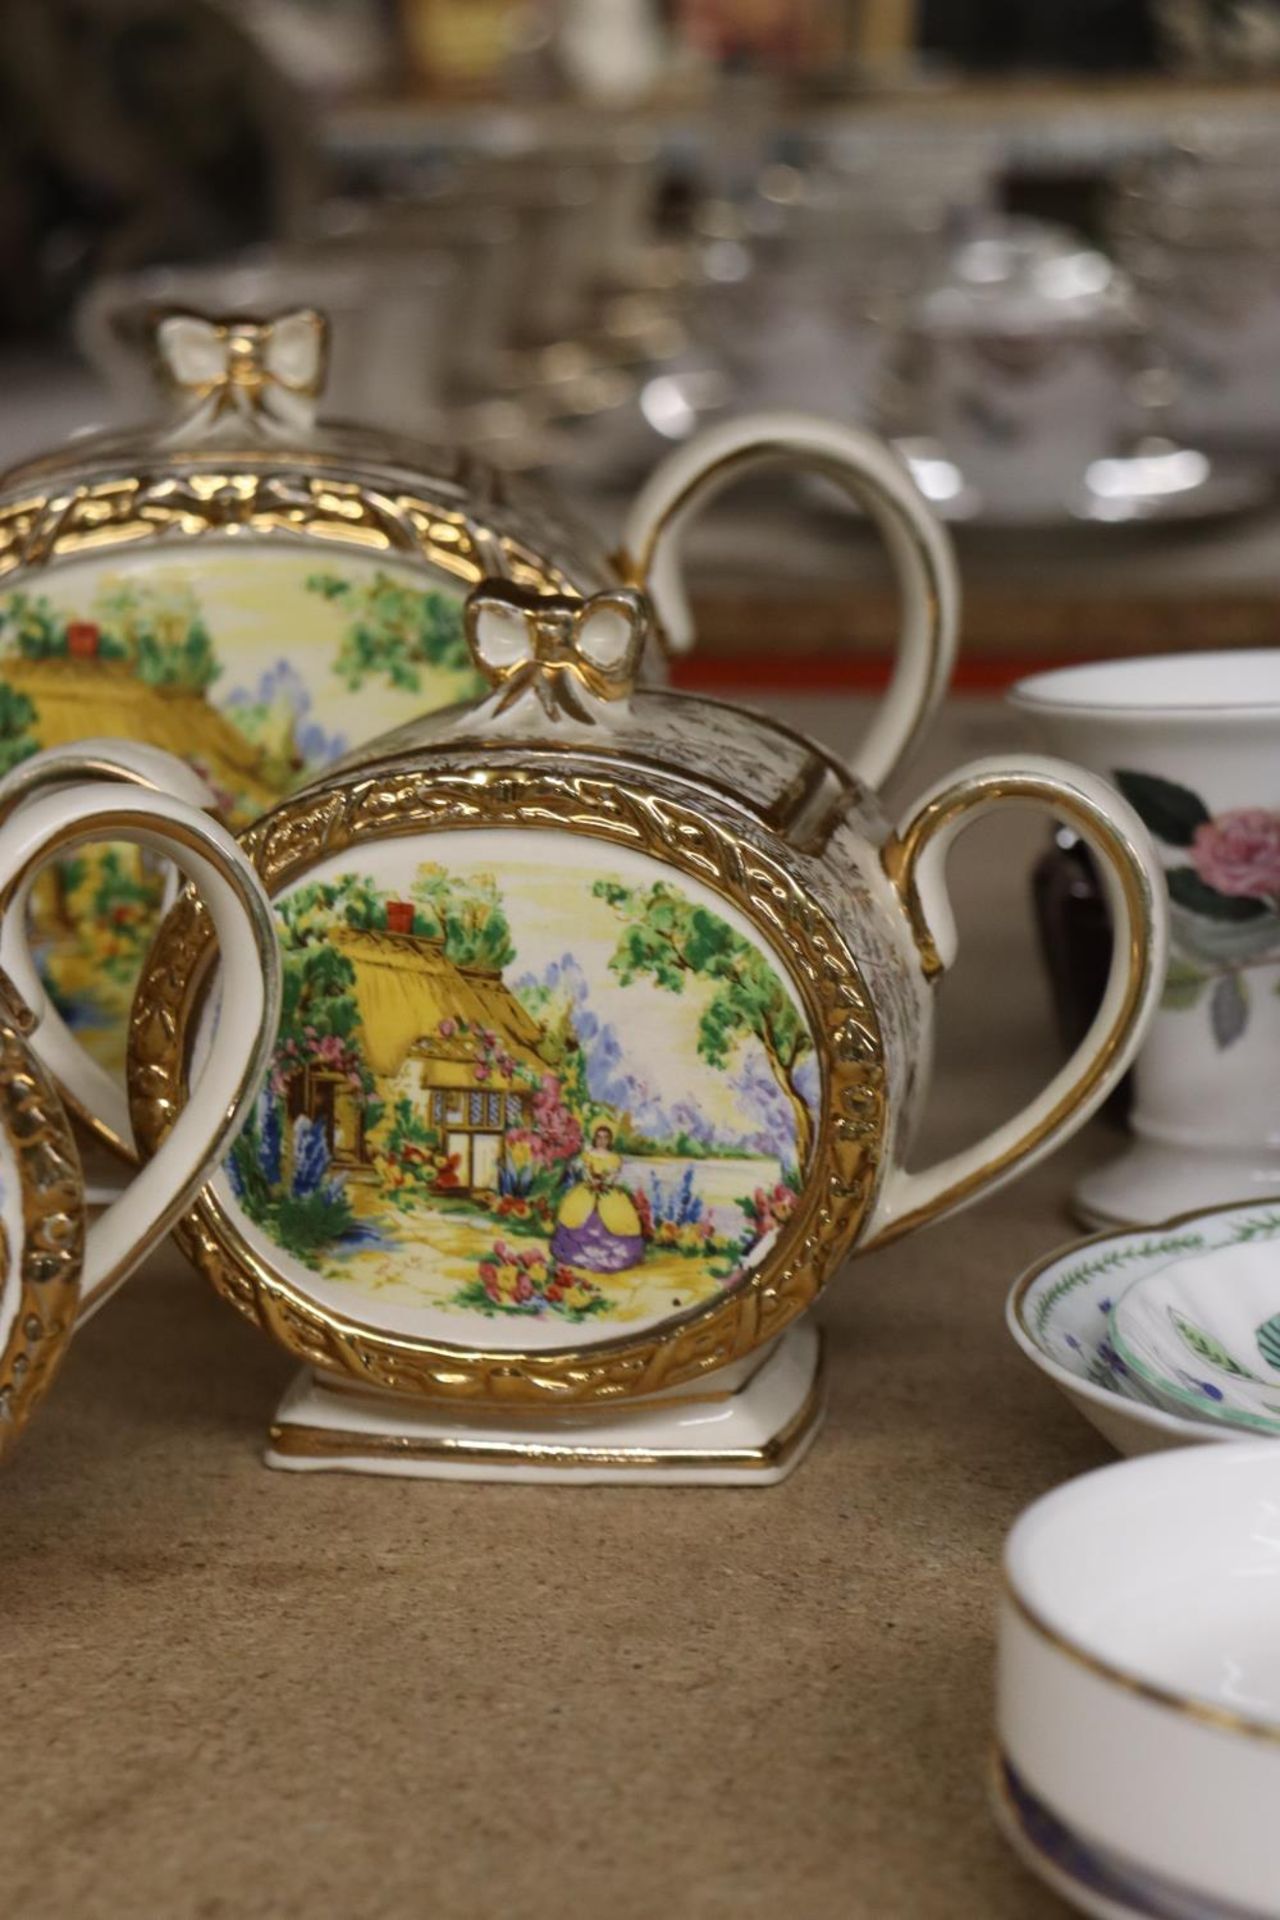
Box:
[323,578,856,823]
[0,978,84,1460]
[912,217,1138,336]
[0,306,612,601]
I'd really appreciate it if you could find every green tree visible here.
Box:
[0,590,66,660]
[0,682,38,774]
[410,862,514,970]
[307,571,479,694]
[594,878,815,1166]
[274,876,368,1053]
[92,579,218,692]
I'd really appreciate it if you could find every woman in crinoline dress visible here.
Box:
[550,1125,645,1274]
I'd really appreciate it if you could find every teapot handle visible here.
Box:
[616,411,960,790]
[0,782,279,1320]
[0,742,221,1161]
[864,754,1167,1248]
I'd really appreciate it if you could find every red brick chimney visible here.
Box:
[386,900,415,935]
[66,621,100,660]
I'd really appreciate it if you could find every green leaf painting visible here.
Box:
[1256,1314,1280,1373]
[1167,867,1269,923]
[1170,1308,1259,1380]
[1160,956,1209,1011]
[1210,972,1248,1048]
[1113,770,1210,848]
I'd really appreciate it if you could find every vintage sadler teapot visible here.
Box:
[0,746,279,1461]
[129,573,1167,1485]
[0,303,955,1103]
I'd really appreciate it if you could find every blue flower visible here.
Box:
[291,1114,330,1199]
[257,1094,282,1187]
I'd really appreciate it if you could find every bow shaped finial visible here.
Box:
[154,308,328,440]
[464,581,648,720]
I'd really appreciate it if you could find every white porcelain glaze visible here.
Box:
[1012,650,1280,1227]
[1111,1237,1280,1435]
[0,746,280,1456]
[998,1443,1280,1917]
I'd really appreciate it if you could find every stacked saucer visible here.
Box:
[1007,1196,1280,1454]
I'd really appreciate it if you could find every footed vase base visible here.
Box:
[1074,1136,1280,1231]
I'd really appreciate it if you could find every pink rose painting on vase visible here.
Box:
[1116,771,1280,1048]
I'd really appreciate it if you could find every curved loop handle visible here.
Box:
[866,753,1168,1249]
[616,411,960,790]
[0,743,220,1159]
[0,784,280,1319]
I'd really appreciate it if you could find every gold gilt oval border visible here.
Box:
[127,765,886,1406]
[0,1013,85,1459]
[0,461,583,595]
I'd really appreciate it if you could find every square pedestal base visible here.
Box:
[265,1320,824,1487]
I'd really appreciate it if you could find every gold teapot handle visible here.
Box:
[615,411,960,790]
[867,754,1168,1247]
[0,771,280,1320]
[0,742,222,1160]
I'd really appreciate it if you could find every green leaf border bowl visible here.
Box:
[1005,1196,1280,1455]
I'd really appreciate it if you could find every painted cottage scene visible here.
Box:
[0,559,479,1068]
[226,835,818,1336]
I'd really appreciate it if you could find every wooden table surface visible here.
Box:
[3,698,1123,1919]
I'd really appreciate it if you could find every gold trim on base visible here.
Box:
[268,1340,825,1478]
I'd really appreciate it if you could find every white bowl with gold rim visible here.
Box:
[998,1443,1280,1918]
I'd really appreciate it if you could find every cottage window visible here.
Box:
[486,1092,502,1128]
[505,1094,523,1124]
[469,1090,485,1125]
[445,1091,464,1123]
[431,1091,445,1123]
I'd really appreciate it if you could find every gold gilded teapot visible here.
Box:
[129,573,1167,1485]
[0,305,954,1107]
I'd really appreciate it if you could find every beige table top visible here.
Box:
[3,700,1118,1920]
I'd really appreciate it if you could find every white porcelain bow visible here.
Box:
[155,308,327,439]
[465,583,650,721]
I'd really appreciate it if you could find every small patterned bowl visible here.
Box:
[1004,1197,1280,1455]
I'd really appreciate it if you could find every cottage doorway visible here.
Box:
[446,1129,473,1187]
[471,1131,502,1193]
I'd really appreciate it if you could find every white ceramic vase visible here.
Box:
[1012,650,1280,1226]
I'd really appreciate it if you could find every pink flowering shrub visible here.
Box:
[451,1238,610,1321]
[738,1182,797,1245]
[270,1028,366,1097]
